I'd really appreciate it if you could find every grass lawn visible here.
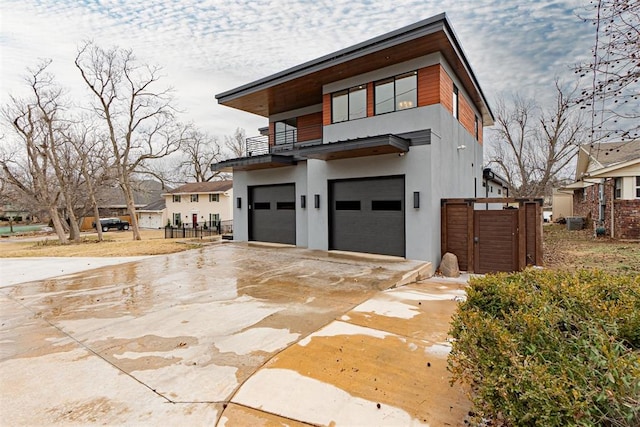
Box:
[0,229,213,257]
[543,223,640,275]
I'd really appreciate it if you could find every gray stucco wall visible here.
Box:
[232,102,483,266]
[232,163,308,247]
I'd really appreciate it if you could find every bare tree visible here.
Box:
[576,0,640,141]
[67,120,113,242]
[75,42,188,240]
[27,62,83,241]
[179,128,224,182]
[224,127,246,158]
[2,97,69,242]
[486,82,586,199]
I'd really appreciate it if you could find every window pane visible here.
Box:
[375,80,394,114]
[277,202,295,210]
[335,200,361,210]
[453,85,459,119]
[332,91,348,123]
[349,86,367,120]
[275,119,297,145]
[371,200,402,211]
[395,72,417,110]
[254,202,270,210]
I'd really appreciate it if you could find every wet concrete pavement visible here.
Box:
[0,243,470,426]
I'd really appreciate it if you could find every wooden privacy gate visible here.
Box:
[441,198,543,274]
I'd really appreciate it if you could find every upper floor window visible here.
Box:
[374,71,417,115]
[332,85,366,123]
[274,118,297,145]
[453,85,459,120]
[209,193,219,202]
[474,116,479,140]
[614,178,622,199]
[190,194,199,202]
[636,176,640,198]
[173,195,181,203]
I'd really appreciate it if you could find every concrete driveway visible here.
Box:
[0,243,470,426]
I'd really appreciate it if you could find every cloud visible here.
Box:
[1,0,595,138]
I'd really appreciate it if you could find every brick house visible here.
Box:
[562,141,640,239]
[212,14,493,266]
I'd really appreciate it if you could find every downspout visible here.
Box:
[611,185,615,238]
[598,179,605,233]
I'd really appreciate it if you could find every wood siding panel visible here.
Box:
[418,65,440,107]
[440,69,453,114]
[322,93,331,126]
[367,82,375,117]
[459,95,475,137]
[297,112,323,142]
[268,122,275,146]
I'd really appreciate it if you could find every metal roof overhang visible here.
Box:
[211,154,296,172]
[215,14,493,125]
[298,135,410,161]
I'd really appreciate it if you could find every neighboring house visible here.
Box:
[552,188,573,221]
[561,140,640,239]
[137,199,167,229]
[164,181,233,229]
[212,13,493,266]
[480,167,510,210]
[97,179,167,217]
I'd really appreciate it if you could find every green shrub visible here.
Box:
[449,269,640,426]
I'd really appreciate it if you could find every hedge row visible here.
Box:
[449,269,640,426]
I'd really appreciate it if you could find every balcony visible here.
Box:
[245,124,323,157]
[211,127,427,173]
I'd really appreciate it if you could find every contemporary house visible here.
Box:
[164,181,234,229]
[213,14,493,265]
[561,141,640,239]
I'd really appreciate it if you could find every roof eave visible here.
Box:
[215,13,493,124]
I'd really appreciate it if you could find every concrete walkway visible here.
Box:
[0,244,470,426]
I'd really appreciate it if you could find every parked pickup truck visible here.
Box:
[93,218,130,232]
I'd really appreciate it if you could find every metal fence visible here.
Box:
[164,220,233,239]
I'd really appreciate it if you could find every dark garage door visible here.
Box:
[329,176,405,257]
[249,184,296,244]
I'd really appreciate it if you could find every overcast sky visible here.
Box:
[1,0,594,140]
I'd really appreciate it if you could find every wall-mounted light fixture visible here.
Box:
[301,195,306,209]
[236,197,242,209]
[314,194,320,209]
[457,144,467,150]
[413,191,420,209]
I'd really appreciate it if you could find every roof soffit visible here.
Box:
[216,15,493,125]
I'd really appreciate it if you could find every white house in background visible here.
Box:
[137,199,167,229]
[212,13,493,267]
[164,181,233,228]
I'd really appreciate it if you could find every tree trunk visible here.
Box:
[120,180,141,240]
[48,206,68,243]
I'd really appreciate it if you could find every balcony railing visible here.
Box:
[245,124,322,157]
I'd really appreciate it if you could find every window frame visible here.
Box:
[373,71,418,116]
[614,178,622,199]
[173,213,181,226]
[190,194,199,203]
[172,195,181,203]
[453,85,459,120]
[474,115,479,140]
[331,85,367,123]
[636,176,640,199]
[209,193,219,202]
